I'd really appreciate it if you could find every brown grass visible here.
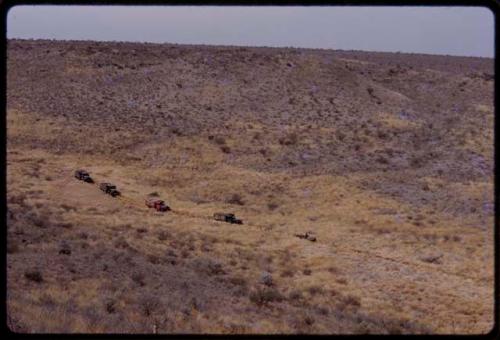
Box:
[6,39,494,334]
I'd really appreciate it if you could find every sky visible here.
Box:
[7,5,495,58]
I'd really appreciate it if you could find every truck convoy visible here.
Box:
[75,170,245,224]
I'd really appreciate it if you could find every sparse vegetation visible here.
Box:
[6,39,493,334]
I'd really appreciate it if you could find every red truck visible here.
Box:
[145,198,171,212]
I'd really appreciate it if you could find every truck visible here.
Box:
[74,169,94,183]
[294,231,317,242]
[145,198,171,212]
[99,182,120,197]
[213,212,243,224]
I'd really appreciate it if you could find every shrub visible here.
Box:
[410,155,424,167]
[303,269,312,276]
[304,315,315,326]
[249,288,284,306]
[420,253,443,264]
[105,299,116,314]
[171,128,182,136]
[316,306,330,316]
[214,136,226,145]
[25,269,43,283]
[9,194,26,206]
[267,202,279,211]
[307,285,324,296]
[7,240,19,254]
[200,242,212,252]
[166,249,177,257]
[38,293,56,309]
[288,290,303,301]
[336,278,347,285]
[376,155,389,164]
[147,254,161,264]
[192,258,225,276]
[189,194,209,204]
[131,272,145,286]
[233,285,250,298]
[260,272,273,286]
[114,237,129,249]
[220,146,231,153]
[327,266,339,274]
[60,204,76,212]
[59,242,71,255]
[229,276,247,287]
[28,212,50,228]
[189,297,203,312]
[278,133,298,146]
[139,294,161,317]
[58,222,73,229]
[157,231,170,241]
[377,130,388,139]
[339,294,361,309]
[82,306,102,328]
[226,193,244,205]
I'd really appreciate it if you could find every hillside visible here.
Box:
[6,39,494,334]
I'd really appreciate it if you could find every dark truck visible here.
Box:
[99,182,121,197]
[213,212,243,224]
[74,169,94,183]
[145,198,171,212]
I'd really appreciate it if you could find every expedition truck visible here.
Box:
[213,212,243,224]
[145,198,171,212]
[99,182,121,197]
[74,169,94,183]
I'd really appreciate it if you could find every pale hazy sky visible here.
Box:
[7,5,495,58]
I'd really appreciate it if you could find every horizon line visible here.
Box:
[7,37,494,60]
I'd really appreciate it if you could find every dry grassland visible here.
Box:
[6,39,494,334]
